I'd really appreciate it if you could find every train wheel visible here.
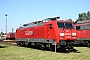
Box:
[39,45,43,50]
[20,42,25,47]
[17,42,24,47]
[86,43,90,47]
[66,49,70,53]
[35,42,39,48]
[49,45,56,51]
[88,43,90,47]
[25,42,29,47]
[48,46,52,51]
[17,42,21,47]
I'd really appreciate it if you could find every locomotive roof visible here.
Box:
[77,20,90,24]
[75,22,90,26]
[17,17,74,29]
[23,17,73,26]
[23,17,60,26]
[23,20,73,26]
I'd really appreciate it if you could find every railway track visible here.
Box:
[0,40,17,46]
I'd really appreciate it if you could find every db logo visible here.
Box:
[25,30,34,35]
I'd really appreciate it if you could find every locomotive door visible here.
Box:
[46,24,52,40]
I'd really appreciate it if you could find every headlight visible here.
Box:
[60,33,64,36]
[72,33,76,36]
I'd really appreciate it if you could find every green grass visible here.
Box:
[0,44,90,60]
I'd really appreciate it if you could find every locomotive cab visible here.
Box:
[57,22,76,40]
[47,20,77,51]
[41,18,76,51]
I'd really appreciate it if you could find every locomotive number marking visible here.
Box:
[66,36,71,38]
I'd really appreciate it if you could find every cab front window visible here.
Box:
[57,22,73,29]
[65,23,73,28]
[57,22,64,28]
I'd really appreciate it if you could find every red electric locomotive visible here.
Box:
[6,32,16,40]
[16,17,76,52]
[74,20,90,47]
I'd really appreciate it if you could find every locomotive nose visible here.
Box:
[60,29,76,40]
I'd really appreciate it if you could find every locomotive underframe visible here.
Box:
[16,38,75,52]
[75,38,90,47]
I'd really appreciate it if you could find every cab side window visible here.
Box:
[49,24,52,29]
[76,26,80,30]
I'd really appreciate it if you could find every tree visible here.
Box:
[75,11,90,23]
[0,32,5,36]
[68,18,72,20]
[87,11,90,19]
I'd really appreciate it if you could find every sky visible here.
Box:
[0,0,90,33]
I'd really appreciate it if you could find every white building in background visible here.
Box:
[0,35,6,39]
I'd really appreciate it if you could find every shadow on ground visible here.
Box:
[0,45,8,48]
[18,45,81,53]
